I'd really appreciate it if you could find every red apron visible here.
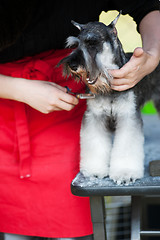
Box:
[0,49,93,238]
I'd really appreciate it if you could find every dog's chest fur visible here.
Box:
[86,42,136,131]
[86,90,136,131]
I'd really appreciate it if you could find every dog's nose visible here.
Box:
[69,62,78,71]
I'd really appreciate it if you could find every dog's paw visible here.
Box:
[80,154,110,179]
[80,164,109,179]
[81,170,108,179]
[109,167,144,185]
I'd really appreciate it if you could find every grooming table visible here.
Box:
[71,115,160,240]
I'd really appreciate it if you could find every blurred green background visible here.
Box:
[99,11,157,114]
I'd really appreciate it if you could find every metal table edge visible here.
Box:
[71,184,160,197]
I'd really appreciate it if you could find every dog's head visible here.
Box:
[58,12,127,94]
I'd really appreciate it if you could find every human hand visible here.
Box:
[19,79,79,113]
[109,47,159,91]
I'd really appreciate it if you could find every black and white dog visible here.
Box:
[59,13,160,184]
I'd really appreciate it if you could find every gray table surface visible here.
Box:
[71,114,160,196]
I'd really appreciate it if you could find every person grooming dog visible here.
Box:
[0,1,159,240]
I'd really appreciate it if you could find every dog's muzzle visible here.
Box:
[69,65,112,94]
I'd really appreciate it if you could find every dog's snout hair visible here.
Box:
[66,50,84,72]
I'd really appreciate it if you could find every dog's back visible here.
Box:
[134,62,160,114]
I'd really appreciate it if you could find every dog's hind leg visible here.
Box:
[153,99,160,116]
[151,63,160,116]
[152,89,160,116]
[80,111,112,178]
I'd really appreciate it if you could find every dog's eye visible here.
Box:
[84,38,98,46]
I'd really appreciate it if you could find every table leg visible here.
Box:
[90,196,107,240]
[131,196,142,240]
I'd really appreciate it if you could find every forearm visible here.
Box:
[139,10,160,64]
[0,74,78,113]
[0,74,25,102]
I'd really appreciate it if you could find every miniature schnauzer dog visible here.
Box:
[58,13,160,184]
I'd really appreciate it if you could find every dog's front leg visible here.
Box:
[80,109,112,178]
[109,114,144,185]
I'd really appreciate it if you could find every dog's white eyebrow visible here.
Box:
[81,46,92,70]
[66,36,80,48]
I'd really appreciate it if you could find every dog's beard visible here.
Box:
[91,72,112,94]
[62,63,112,94]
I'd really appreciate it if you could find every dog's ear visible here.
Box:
[109,11,122,27]
[56,56,71,77]
[71,20,85,31]
[108,11,122,35]
[57,55,69,67]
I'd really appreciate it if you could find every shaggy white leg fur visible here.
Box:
[109,117,144,185]
[80,111,112,178]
